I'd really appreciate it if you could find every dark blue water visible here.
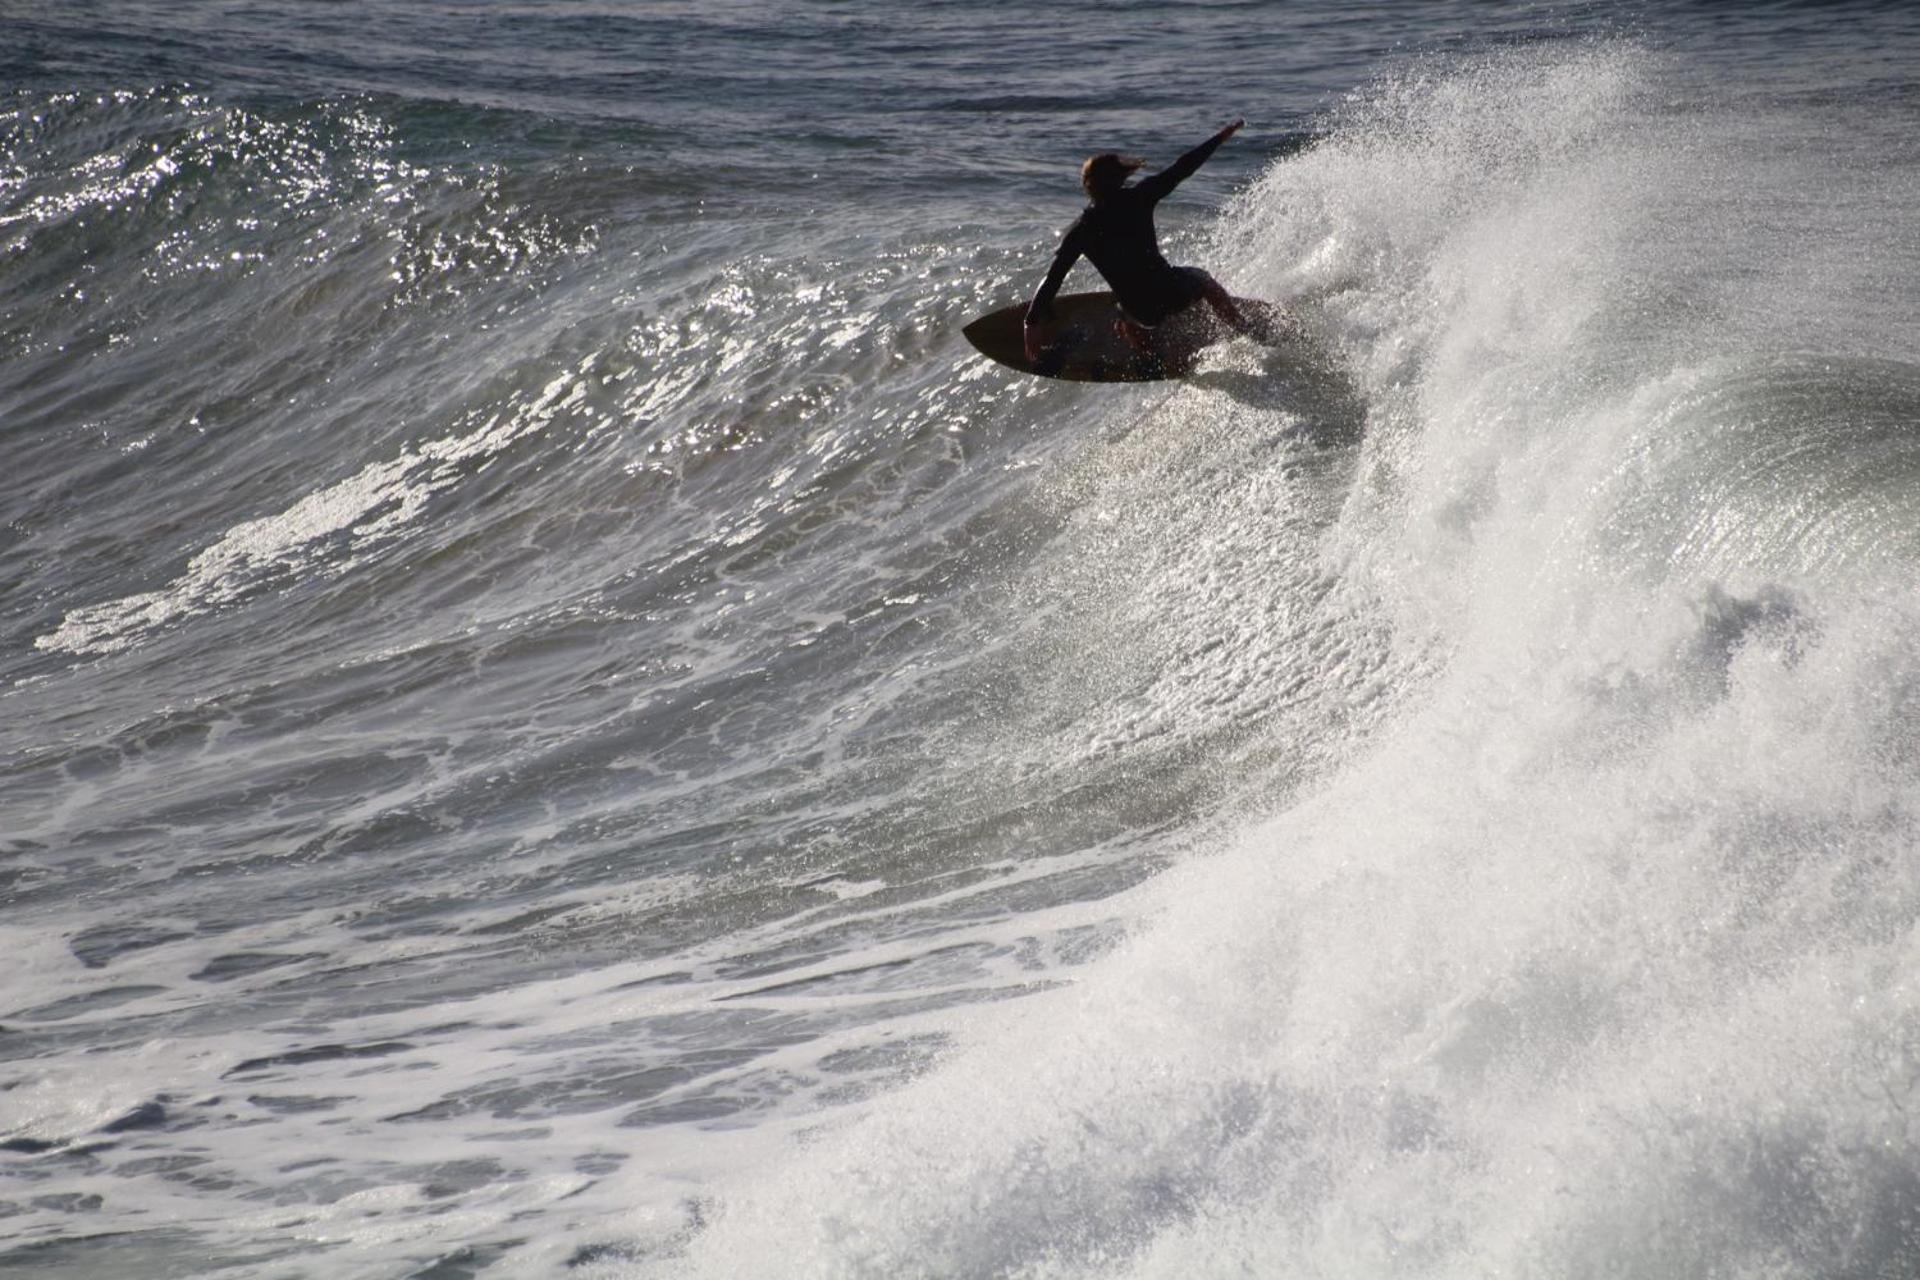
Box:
[4,3,1919,1276]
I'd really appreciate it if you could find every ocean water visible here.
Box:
[4,2,1920,1276]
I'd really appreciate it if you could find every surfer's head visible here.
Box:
[1081,152,1143,201]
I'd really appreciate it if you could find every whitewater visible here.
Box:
[4,4,1919,1277]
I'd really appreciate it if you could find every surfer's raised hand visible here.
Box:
[1219,119,1244,140]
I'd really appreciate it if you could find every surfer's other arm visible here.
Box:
[1023,232,1081,358]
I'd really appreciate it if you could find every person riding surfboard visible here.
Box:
[1023,119,1266,363]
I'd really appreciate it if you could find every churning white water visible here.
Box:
[654,45,1920,1280]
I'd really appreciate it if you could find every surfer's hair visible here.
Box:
[1081,152,1143,200]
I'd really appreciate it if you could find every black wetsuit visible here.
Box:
[1033,129,1232,326]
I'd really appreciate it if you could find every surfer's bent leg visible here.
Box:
[1204,270,1300,346]
[1180,267,1256,338]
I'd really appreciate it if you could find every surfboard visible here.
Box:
[962,290,1286,383]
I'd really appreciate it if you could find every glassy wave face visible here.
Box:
[4,4,1919,1277]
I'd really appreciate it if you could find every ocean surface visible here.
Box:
[4,2,1920,1276]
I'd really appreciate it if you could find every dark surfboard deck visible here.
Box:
[962,291,1286,383]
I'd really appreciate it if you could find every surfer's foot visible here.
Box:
[1114,313,1158,356]
[1209,291,1293,347]
[1241,302,1295,347]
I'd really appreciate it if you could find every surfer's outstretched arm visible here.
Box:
[1135,118,1242,202]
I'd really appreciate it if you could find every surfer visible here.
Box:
[1024,119,1265,362]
